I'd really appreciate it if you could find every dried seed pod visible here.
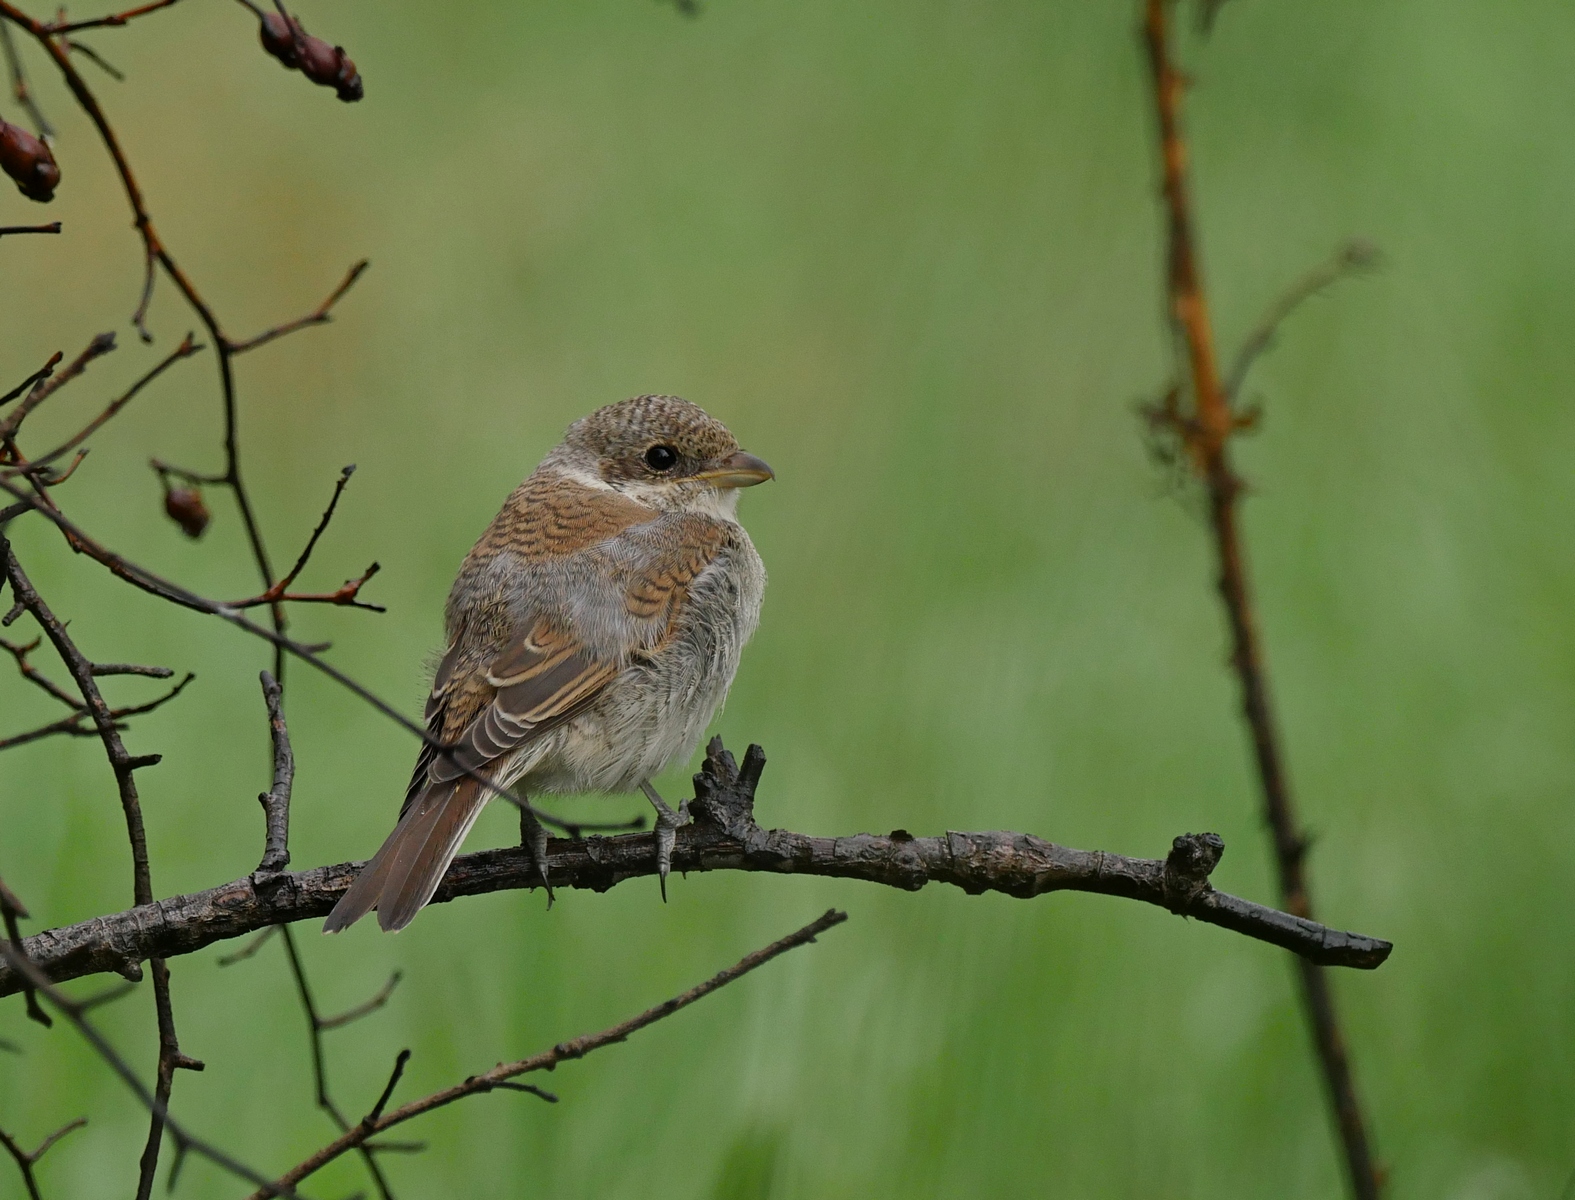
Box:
[163,486,210,539]
[297,35,362,102]
[257,11,363,102]
[258,11,302,68]
[0,120,59,203]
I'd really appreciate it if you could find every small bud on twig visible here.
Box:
[163,486,210,539]
[257,12,363,102]
[0,119,60,202]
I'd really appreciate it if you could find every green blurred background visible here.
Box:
[2,0,1571,1195]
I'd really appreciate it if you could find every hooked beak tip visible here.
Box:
[701,450,774,488]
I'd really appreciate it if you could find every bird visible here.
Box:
[324,394,771,933]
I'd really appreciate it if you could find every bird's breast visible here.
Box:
[521,525,765,795]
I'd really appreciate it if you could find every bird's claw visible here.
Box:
[519,803,555,909]
[642,783,690,902]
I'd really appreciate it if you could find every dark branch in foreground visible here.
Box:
[0,740,1392,1002]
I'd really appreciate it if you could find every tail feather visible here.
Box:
[323,779,486,933]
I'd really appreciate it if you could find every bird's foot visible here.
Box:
[518,803,555,909]
[640,781,690,902]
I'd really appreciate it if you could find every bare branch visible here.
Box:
[0,872,49,1027]
[0,1116,86,1200]
[43,0,182,35]
[253,909,847,1197]
[227,260,370,355]
[63,39,124,80]
[6,334,203,476]
[318,972,401,1031]
[0,352,61,410]
[0,536,188,1200]
[225,467,385,614]
[256,670,293,872]
[0,18,50,136]
[0,333,116,445]
[0,220,58,235]
[0,739,1393,1005]
[1224,238,1379,402]
[1140,4,1382,1195]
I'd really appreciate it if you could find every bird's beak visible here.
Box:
[696,450,774,489]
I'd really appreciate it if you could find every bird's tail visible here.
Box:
[323,778,487,933]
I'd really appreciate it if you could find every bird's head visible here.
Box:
[551,394,773,515]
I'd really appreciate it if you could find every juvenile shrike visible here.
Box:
[325,395,770,932]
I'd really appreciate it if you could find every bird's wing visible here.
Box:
[327,513,730,933]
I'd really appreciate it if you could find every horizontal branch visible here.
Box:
[0,742,1391,1000]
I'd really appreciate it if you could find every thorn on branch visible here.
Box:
[257,9,363,102]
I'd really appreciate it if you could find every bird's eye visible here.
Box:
[644,444,679,472]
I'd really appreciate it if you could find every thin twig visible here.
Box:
[1,634,86,707]
[1223,238,1379,402]
[0,221,60,235]
[251,910,848,1197]
[0,17,51,136]
[225,466,384,613]
[43,0,182,35]
[0,941,310,1200]
[0,671,192,750]
[0,1116,86,1200]
[1140,4,1382,1197]
[0,333,116,445]
[214,925,276,967]
[0,872,49,1027]
[227,260,370,355]
[5,334,202,475]
[0,354,61,411]
[64,39,124,80]
[0,537,190,1200]
[276,925,399,1200]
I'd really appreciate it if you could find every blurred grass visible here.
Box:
[1,0,1572,1196]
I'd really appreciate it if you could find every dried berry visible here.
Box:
[163,486,210,539]
[0,120,59,203]
[257,12,362,102]
[297,35,362,102]
[258,11,302,68]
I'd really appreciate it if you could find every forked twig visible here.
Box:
[0,1116,87,1200]
[249,910,848,1198]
